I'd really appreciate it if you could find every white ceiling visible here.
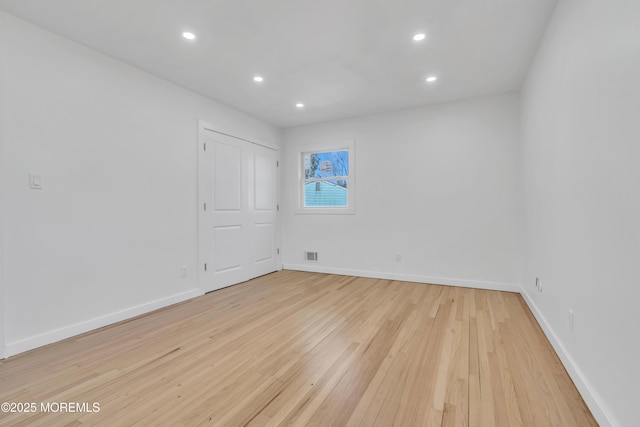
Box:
[0,0,557,128]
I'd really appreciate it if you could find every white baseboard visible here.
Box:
[5,288,203,358]
[283,263,522,293]
[520,290,616,427]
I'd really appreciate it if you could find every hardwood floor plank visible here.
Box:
[442,290,469,427]
[0,271,596,426]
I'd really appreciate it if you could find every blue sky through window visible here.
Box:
[304,150,349,179]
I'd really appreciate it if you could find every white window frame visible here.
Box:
[295,140,355,215]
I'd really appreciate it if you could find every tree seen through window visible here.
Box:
[303,150,349,207]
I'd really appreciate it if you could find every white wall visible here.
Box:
[0,11,280,357]
[283,93,523,291]
[0,40,6,357]
[521,1,640,426]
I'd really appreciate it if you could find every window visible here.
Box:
[297,140,355,214]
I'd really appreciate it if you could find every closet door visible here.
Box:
[199,128,278,293]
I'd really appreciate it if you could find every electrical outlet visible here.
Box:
[568,309,574,333]
[29,173,43,190]
[395,252,402,262]
[534,277,542,293]
[180,265,188,278]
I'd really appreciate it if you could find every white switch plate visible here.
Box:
[180,265,188,278]
[29,173,43,190]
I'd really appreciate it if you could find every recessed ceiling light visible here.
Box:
[426,75,437,83]
[413,33,426,41]
[253,76,264,83]
[296,103,304,108]
[182,32,196,40]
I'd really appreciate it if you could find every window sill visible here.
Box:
[294,207,355,215]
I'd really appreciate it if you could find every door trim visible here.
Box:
[200,123,279,151]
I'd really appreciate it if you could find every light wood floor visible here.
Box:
[0,271,596,426]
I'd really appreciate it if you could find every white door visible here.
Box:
[199,127,279,293]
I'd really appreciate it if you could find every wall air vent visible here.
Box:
[304,251,318,262]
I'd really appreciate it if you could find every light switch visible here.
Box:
[29,173,43,190]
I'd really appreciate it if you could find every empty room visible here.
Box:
[0,0,637,426]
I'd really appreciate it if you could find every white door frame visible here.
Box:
[198,121,281,293]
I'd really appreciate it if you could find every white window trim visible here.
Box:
[295,139,355,215]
